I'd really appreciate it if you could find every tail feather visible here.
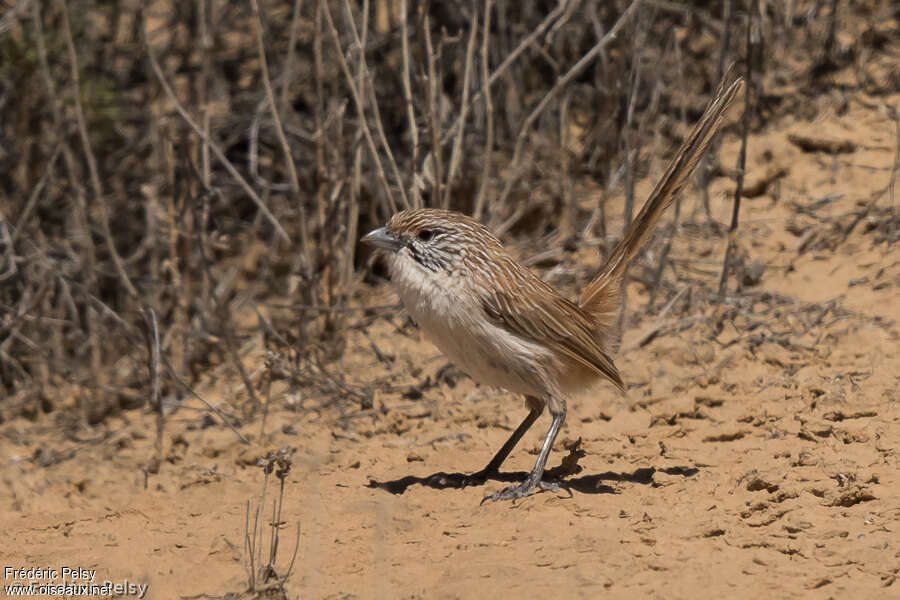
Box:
[579,68,744,328]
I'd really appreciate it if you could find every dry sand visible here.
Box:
[3,91,899,599]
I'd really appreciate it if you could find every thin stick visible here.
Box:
[199,0,212,187]
[249,0,311,268]
[322,0,402,213]
[142,13,290,244]
[59,0,138,298]
[244,501,256,590]
[888,105,899,218]
[9,144,61,250]
[497,0,642,208]
[313,0,326,200]
[279,0,305,119]
[446,2,479,191]
[824,0,839,62]
[163,356,250,444]
[439,0,569,147]
[141,307,163,464]
[623,15,645,230]
[399,0,421,207]
[269,498,279,571]
[647,30,687,308]
[342,0,411,213]
[559,92,574,238]
[718,1,755,299]
[700,0,733,224]
[281,522,302,585]
[343,0,368,289]
[473,0,495,220]
[255,469,270,582]
[422,12,444,208]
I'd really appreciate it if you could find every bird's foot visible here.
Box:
[481,474,558,503]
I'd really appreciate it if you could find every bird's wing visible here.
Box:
[480,281,624,392]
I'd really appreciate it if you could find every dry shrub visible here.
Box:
[0,0,895,423]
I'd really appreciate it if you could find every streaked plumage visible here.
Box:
[380,208,621,404]
[363,70,743,501]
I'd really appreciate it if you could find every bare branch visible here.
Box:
[719,1,756,299]
[497,0,643,208]
[399,0,421,207]
[446,3,480,191]
[59,0,138,298]
[321,0,405,213]
[249,0,311,267]
[141,12,291,244]
[473,0,495,221]
[422,12,444,208]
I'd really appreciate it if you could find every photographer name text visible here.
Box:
[5,566,96,582]
[3,567,148,598]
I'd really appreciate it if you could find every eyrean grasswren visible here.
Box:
[363,71,743,501]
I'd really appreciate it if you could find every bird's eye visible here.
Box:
[417,229,434,242]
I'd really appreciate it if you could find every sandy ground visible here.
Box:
[3,88,899,599]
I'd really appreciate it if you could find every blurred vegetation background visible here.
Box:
[0,0,896,425]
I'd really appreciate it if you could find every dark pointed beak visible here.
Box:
[361,227,403,252]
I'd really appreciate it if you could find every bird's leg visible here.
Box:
[484,399,566,502]
[466,404,542,484]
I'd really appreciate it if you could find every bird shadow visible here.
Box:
[368,464,700,496]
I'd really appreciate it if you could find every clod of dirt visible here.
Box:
[835,428,870,444]
[829,486,877,507]
[694,396,725,408]
[808,578,833,590]
[703,431,747,442]
[772,489,800,503]
[650,408,706,427]
[792,451,818,467]
[787,133,857,153]
[746,476,780,493]
[740,502,770,519]
[822,410,877,421]
[742,165,789,197]
[557,438,586,477]
[783,520,814,534]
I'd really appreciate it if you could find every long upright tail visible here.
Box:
[579,68,744,341]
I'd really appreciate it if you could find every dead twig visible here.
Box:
[399,0,421,207]
[141,307,163,466]
[496,0,643,210]
[163,357,250,445]
[421,11,445,208]
[718,1,755,299]
[58,0,138,299]
[446,2,480,192]
[322,0,406,213]
[473,0,495,221]
[249,0,312,272]
[438,0,570,148]
[344,0,412,215]
[141,11,290,244]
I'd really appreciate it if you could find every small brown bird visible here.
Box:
[363,72,743,501]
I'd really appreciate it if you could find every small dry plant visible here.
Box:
[242,447,301,599]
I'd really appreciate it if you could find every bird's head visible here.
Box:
[362,208,502,275]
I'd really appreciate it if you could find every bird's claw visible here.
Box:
[481,476,559,504]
